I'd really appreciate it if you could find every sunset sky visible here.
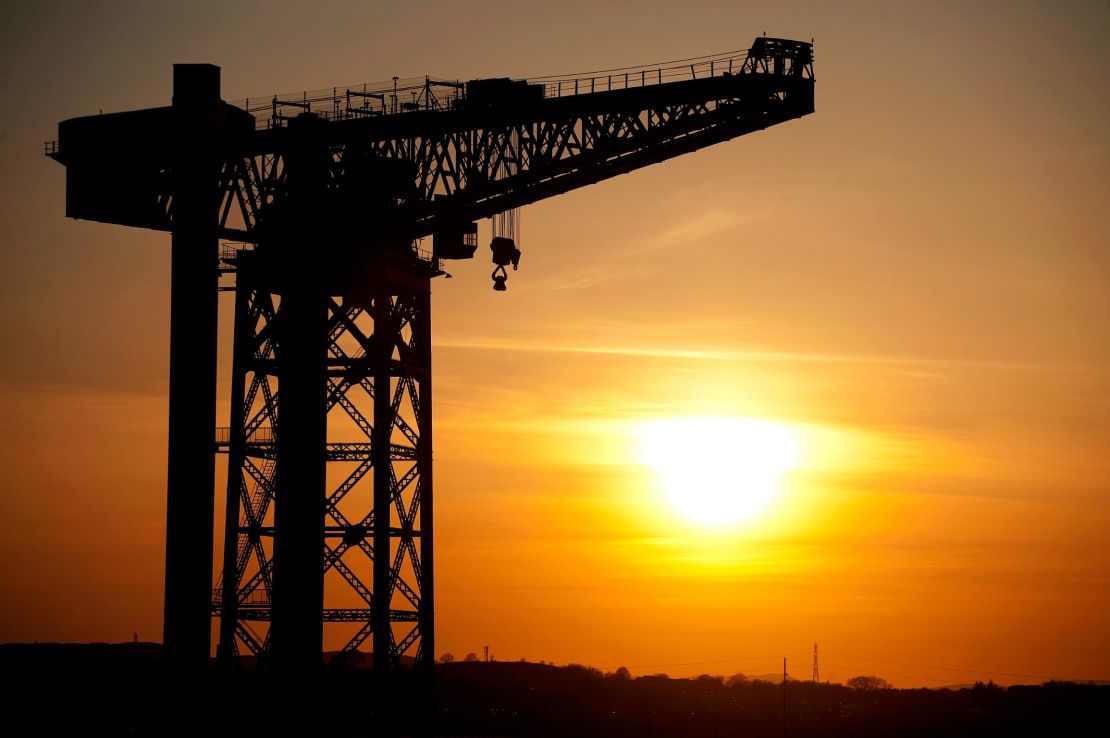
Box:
[1,0,1108,687]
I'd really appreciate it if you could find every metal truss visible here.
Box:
[125,39,814,245]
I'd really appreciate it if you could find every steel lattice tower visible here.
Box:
[215,249,434,671]
[211,117,436,680]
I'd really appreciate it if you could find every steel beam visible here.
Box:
[217,266,252,664]
[416,285,435,710]
[270,280,328,670]
[372,280,394,700]
[162,64,221,669]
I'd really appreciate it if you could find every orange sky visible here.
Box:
[1,1,1108,687]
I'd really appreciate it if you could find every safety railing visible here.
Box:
[214,426,275,447]
[230,75,464,130]
[215,238,436,268]
[212,588,270,606]
[228,39,812,131]
[220,241,253,264]
[529,47,753,100]
[531,38,813,99]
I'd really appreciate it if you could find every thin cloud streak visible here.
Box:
[435,336,1097,374]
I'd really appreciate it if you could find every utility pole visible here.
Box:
[813,642,819,683]
[783,657,788,738]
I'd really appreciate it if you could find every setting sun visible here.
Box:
[639,417,799,526]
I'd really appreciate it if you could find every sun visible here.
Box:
[639,417,799,526]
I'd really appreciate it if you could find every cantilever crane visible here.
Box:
[48,37,814,687]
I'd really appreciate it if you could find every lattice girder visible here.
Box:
[214,249,433,673]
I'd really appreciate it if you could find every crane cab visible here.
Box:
[463,78,544,110]
[433,221,479,260]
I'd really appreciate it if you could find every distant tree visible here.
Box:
[696,674,724,688]
[440,652,455,664]
[847,675,892,691]
[464,652,479,662]
[613,666,632,681]
[725,673,749,687]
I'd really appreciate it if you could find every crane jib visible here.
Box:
[48,37,814,248]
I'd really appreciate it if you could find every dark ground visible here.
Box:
[1,643,1106,737]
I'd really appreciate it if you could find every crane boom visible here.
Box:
[51,37,813,243]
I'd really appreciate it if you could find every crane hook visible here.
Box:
[490,236,521,291]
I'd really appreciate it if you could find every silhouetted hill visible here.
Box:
[0,640,163,667]
[2,643,1107,737]
[230,648,413,669]
[433,661,1108,738]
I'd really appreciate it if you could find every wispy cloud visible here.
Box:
[434,336,1095,374]
[526,206,763,292]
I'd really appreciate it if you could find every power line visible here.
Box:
[821,651,1078,682]
[612,652,810,671]
[818,664,957,685]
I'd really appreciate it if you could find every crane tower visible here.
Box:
[47,38,814,689]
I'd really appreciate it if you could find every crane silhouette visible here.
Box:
[47,37,814,696]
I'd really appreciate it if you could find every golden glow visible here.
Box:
[639,417,799,526]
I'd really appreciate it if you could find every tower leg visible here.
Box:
[163,64,221,670]
[372,283,394,713]
[367,266,434,727]
[217,276,251,665]
[415,287,435,716]
[214,273,279,663]
[270,282,328,670]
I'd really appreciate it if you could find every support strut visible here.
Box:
[270,281,328,670]
[163,64,221,669]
